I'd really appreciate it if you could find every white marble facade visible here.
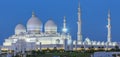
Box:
[2,3,118,51]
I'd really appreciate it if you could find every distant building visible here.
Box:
[93,52,120,57]
[1,2,117,52]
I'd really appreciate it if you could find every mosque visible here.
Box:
[1,3,118,52]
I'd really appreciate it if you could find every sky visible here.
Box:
[0,0,120,45]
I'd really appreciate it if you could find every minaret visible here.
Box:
[63,16,66,29]
[107,10,111,42]
[62,16,67,33]
[77,3,82,42]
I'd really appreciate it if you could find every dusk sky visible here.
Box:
[0,0,120,45]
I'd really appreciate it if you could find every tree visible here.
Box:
[47,48,50,52]
[114,45,119,51]
[52,47,58,53]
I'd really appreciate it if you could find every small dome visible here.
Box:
[45,20,57,27]
[45,20,57,34]
[101,41,105,45]
[85,37,91,42]
[15,24,26,35]
[92,41,97,45]
[27,12,42,34]
[97,41,101,45]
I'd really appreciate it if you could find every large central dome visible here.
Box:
[27,12,42,34]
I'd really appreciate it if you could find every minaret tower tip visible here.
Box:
[77,2,82,42]
[107,9,111,42]
[63,16,66,29]
[62,16,67,33]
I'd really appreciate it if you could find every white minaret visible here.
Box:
[62,16,67,33]
[77,3,82,42]
[107,10,111,42]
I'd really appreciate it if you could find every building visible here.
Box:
[93,52,120,57]
[1,3,118,52]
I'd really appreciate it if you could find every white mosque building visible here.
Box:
[1,3,118,52]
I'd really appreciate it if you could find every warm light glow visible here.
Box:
[3,43,12,46]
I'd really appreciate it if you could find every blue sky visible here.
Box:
[0,0,120,45]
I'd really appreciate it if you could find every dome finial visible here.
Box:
[32,11,35,17]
